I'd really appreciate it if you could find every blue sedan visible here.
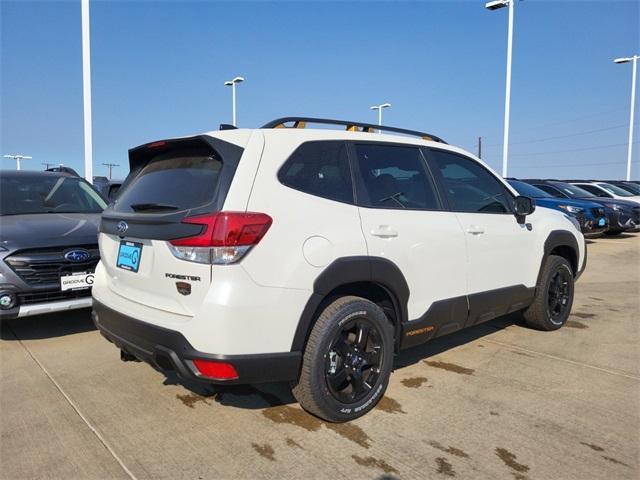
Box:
[508,180,608,238]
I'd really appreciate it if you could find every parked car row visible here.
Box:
[507,178,640,237]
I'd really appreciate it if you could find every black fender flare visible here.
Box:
[290,256,409,352]
[538,230,582,285]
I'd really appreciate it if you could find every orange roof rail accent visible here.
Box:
[262,117,446,144]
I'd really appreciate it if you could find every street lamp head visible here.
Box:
[224,76,245,86]
[614,57,632,64]
[380,103,392,109]
[485,0,509,10]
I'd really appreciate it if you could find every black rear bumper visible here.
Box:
[92,301,301,385]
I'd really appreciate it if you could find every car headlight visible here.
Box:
[558,205,584,214]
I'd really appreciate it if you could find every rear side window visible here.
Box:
[278,141,353,203]
[353,144,440,210]
[115,147,222,212]
[429,149,513,213]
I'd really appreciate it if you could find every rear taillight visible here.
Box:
[168,212,272,264]
[192,359,239,380]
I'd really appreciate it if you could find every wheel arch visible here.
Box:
[539,230,580,283]
[290,256,409,353]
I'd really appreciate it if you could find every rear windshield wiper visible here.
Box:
[130,202,180,212]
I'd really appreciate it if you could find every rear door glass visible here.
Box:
[353,144,440,210]
[115,148,222,212]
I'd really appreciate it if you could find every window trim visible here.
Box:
[423,147,516,215]
[276,140,357,206]
[348,140,445,212]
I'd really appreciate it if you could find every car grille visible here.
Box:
[4,245,99,287]
[591,207,605,217]
[632,207,640,223]
[17,288,92,305]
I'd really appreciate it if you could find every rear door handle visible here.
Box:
[371,226,398,238]
[466,225,485,235]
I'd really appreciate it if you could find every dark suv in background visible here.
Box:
[522,179,640,235]
[0,170,106,319]
[507,179,608,237]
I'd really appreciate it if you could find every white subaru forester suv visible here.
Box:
[92,117,586,422]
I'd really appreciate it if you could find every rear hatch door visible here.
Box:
[99,135,244,317]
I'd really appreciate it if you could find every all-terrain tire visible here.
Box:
[292,296,394,422]
[523,255,575,331]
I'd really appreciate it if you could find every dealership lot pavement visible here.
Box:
[2,235,639,480]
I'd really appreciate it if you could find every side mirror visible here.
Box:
[514,196,535,221]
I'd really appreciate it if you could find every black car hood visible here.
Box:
[0,213,101,251]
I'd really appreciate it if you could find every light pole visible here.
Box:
[81,0,93,182]
[224,76,245,126]
[486,0,516,177]
[370,103,391,133]
[3,154,32,170]
[614,55,639,181]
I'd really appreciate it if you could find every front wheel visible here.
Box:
[292,296,394,422]
[523,255,575,331]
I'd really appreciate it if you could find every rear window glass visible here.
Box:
[115,148,222,212]
[278,141,353,203]
[354,144,440,210]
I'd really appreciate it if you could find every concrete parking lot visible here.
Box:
[1,235,639,480]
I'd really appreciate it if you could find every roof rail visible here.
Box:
[261,117,447,144]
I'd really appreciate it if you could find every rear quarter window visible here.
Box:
[278,141,354,204]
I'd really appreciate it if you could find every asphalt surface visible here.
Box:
[2,234,639,480]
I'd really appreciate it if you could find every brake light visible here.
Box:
[147,141,167,149]
[192,359,238,380]
[168,212,272,264]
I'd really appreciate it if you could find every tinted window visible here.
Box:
[353,144,439,210]
[429,150,513,213]
[618,182,640,194]
[279,141,353,203]
[0,174,106,215]
[115,147,222,212]
[535,184,565,197]
[597,182,634,197]
[508,180,552,198]
[576,184,611,198]
[551,182,596,198]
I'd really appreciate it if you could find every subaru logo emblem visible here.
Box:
[116,221,128,234]
[64,249,91,263]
